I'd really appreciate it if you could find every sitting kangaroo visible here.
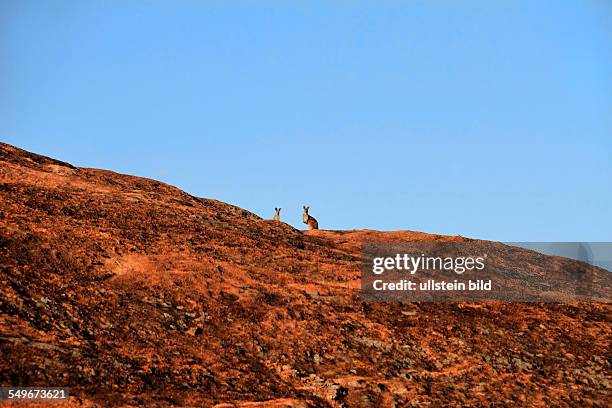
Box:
[273,207,281,221]
[302,206,319,230]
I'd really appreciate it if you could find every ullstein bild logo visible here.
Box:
[361,242,611,303]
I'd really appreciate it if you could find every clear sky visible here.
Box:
[2,1,611,241]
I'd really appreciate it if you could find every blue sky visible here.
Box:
[2,1,611,240]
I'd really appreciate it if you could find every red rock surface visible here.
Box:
[0,142,610,407]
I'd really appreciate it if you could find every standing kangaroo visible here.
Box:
[302,206,319,230]
[273,207,281,221]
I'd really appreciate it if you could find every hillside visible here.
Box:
[0,142,610,407]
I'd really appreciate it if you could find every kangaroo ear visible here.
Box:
[279,208,282,211]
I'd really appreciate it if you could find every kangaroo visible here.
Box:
[302,206,318,230]
[273,207,281,221]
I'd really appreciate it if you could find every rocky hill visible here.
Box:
[0,142,610,407]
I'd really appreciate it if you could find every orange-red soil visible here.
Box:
[0,143,610,407]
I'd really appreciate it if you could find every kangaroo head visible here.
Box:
[303,206,309,215]
[275,208,281,215]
